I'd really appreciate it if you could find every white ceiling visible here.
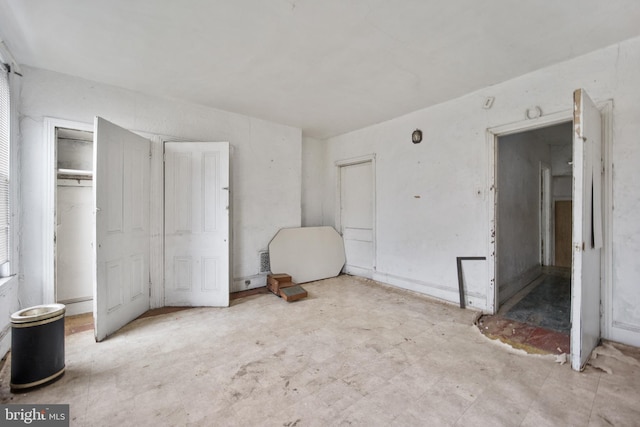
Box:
[1,1,640,139]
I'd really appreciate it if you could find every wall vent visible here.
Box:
[259,251,270,273]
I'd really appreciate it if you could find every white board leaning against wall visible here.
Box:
[269,226,345,284]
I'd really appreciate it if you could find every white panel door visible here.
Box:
[570,89,603,370]
[94,117,150,342]
[164,142,230,307]
[340,161,374,277]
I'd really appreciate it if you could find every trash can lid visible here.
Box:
[11,304,66,324]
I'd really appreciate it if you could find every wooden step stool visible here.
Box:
[267,273,308,302]
[267,273,294,294]
[280,285,308,302]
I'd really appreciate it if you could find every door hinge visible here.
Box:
[149,149,152,160]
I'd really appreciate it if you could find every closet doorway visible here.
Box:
[55,127,94,316]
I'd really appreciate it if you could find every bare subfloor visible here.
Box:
[1,275,639,426]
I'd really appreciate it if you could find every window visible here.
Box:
[0,63,10,269]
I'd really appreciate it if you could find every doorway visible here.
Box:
[494,122,574,354]
[488,90,611,370]
[55,127,94,316]
[496,121,573,308]
[337,156,376,278]
[45,117,153,341]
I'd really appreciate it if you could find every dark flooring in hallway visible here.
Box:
[478,268,571,354]
[503,270,571,334]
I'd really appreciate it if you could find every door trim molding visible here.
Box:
[43,117,93,305]
[600,100,614,342]
[539,162,552,266]
[335,154,377,273]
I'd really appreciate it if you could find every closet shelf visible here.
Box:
[57,168,93,180]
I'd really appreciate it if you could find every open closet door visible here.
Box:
[570,89,603,370]
[93,117,151,341]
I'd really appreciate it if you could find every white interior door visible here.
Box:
[164,142,230,307]
[340,161,374,277]
[94,117,151,341]
[570,89,603,370]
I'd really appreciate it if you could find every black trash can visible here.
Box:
[10,304,66,391]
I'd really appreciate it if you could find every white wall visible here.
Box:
[550,138,572,206]
[324,105,491,310]
[18,66,302,307]
[497,132,550,303]
[56,179,93,315]
[553,177,572,199]
[314,36,640,346]
[0,276,19,357]
[551,140,573,200]
[551,144,572,177]
[301,136,326,227]
[57,137,92,170]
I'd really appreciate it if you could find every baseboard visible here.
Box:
[499,265,542,304]
[344,265,373,278]
[232,274,267,293]
[372,271,487,311]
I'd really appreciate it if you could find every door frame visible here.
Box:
[43,118,94,304]
[486,101,612,327]
[539,162,552,266]
[335,154,377,274]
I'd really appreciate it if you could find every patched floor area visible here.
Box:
[477,315,570,355]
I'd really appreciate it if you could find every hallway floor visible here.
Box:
[2,275,639,426]
[503,269,571,334]
[478,268,571,355]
